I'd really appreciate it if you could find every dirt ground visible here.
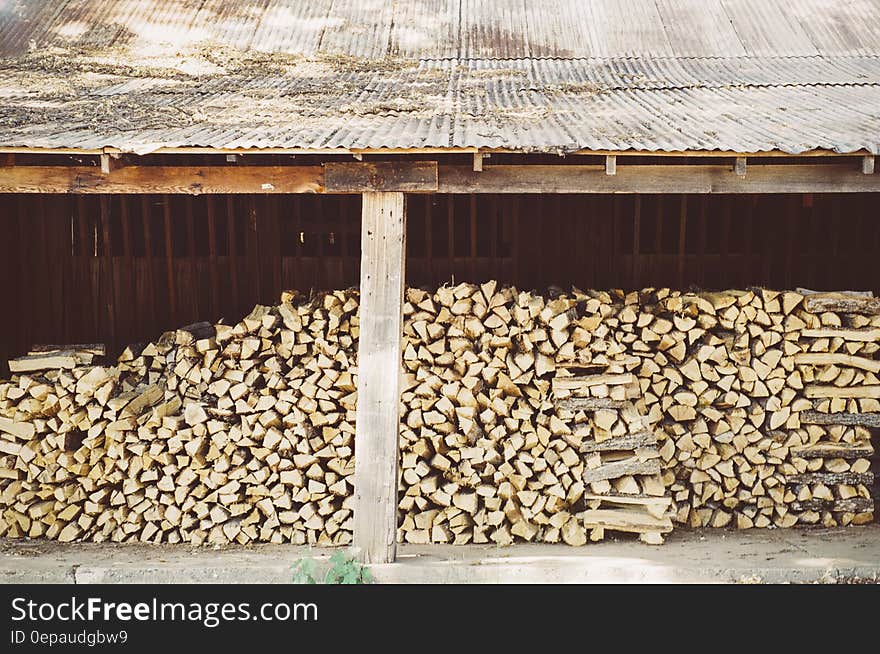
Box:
[2,525,879,584]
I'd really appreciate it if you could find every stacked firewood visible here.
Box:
[782,293,879,527]
[0,291,359,545]
[1,282,876,546]
[397,283,590,545]
[629,289,877,528]
[397,284,876,539]
[552,367,672,544]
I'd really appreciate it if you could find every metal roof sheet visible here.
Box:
[0,0,879,154]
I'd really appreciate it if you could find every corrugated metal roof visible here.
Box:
[1,0,879,154]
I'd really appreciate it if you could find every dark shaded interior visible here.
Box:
[1,192,879,368]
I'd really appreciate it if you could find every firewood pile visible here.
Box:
[0,290,360,545]
[0,282,876,546]
[396,284,876,540]
[552,367,673,544]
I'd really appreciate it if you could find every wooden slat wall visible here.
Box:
[1,192,879,368]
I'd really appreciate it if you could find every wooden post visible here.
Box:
[605,155,617,176]
[353,192,407,564]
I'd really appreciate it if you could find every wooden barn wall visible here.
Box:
[1,192,879,369]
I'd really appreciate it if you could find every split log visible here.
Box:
[800,410,880,428]
[803,293,880,315]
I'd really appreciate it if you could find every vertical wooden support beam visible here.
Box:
[605,155,617,176]
[863,156,875,175]
[734,157,748,177]
[354,192,406,565]
[473,152,483,172]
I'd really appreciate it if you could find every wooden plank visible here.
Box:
[582,458,661,483]
[4,163,880,194]
[353,192,407,565]
[325,162,438,193]
[553,373,636,390]
[424,195,433,282]
[579,432,658,453]
[677,195,687,287]
[788,472,874,485]
[0,416,35,440]
[793,352,880,373]
[0,166,324,194]
[447,196,454,279]
[829,198,842,290]
[46,196,68,344]
[631,196,640,287]
[784,196,796,289]
[469,195,477,282]
[162,196,177,328]
[29,343,105,356]
[28,197,49,349]
[9,350,94,372]
[790,442,874,460]
[246,197,260,306]
[790,498,873,513]
[226,197,240,318]
[490,195,499,279]
[582,494,671,507]
[805,385,880,399]
[140,197,158,336]
[804,293,880,315]
[741,196,754,287]
[555,397,627,411]
[0,197,18,379]
[205,195,219,321]
[761,197,774,287]
[801,328,880,342]
[267,195,283,300]
[512,195,522,287]
[80,197,100,347]
[184,196,198,324]
[581,508,673,533]
[99,196,116,346]
[119,197,135,343]
[720,195,731,287]
[698,195,707,286]
[800,410,880,428]
[654,195,664,284]
[436,165,880,194]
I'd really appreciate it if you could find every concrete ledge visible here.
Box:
[2,526,879,584]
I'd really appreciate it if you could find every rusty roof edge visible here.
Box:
[0,145,874,158]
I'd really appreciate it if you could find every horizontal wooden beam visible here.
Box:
[0,165,323,194]
[436,164,880,193]
[324,161,438,192]
[3,163,880,194]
